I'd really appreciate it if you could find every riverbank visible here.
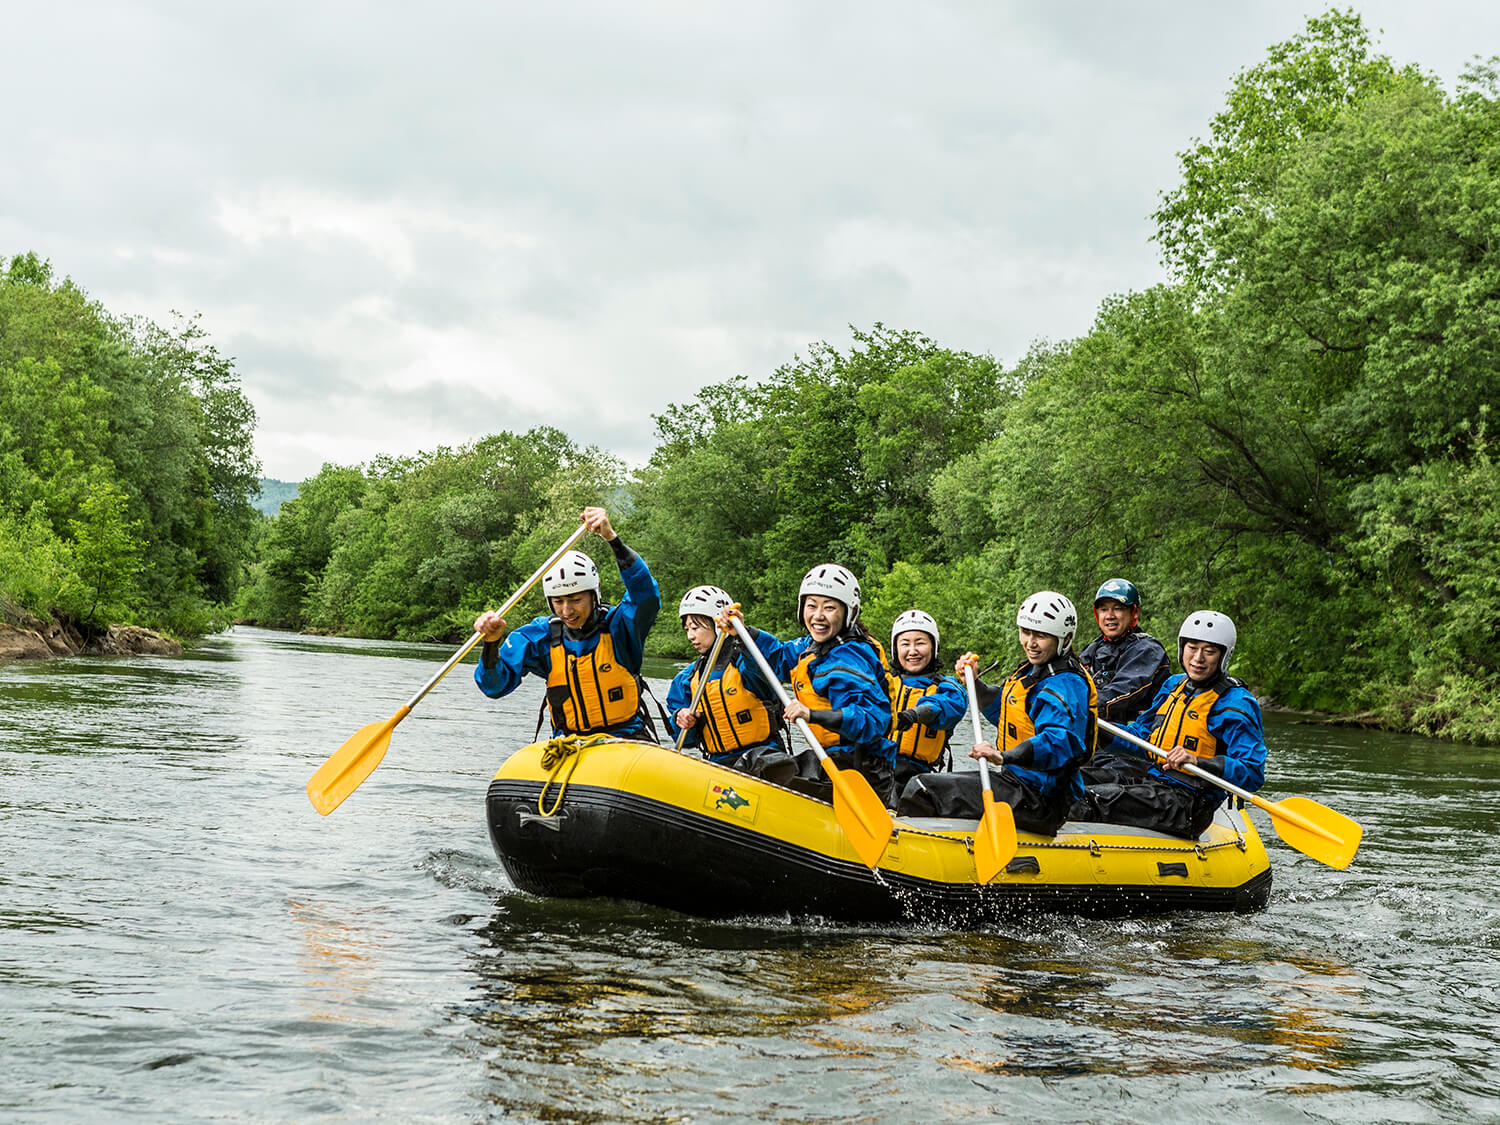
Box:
[0,617,182,662]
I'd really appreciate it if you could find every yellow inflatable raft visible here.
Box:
[486,736,1273,924]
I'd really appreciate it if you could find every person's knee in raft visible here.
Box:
[1073,610,1267,839]
[897,590,1096,835]
[886,609,967,794]
[1077,578,1171,785]
[471,506,662,741]
[666,585,792,780]
[722,564,898,809]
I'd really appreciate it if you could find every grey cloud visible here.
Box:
[6,1,1499,480]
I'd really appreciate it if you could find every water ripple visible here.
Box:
[2,627,1498,1123]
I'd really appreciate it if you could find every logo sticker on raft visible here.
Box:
[705,783,757,822]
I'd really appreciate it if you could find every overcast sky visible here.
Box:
[5,2,1497,482]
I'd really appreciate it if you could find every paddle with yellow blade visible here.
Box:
[961,664,1019,881]
[305,524,589,815]
[727,614,894,869]
[673,622,728,753]
[1096,717,1362,870]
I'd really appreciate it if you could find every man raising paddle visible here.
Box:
[473,507,661,741]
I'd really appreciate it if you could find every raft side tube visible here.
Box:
[487,739,1272,924]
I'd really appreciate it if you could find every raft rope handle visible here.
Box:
[897,823,1248,855]
[536,733,613,817]
[901,804,1256,856]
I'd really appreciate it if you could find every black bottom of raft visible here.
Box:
[486,777,1272,926]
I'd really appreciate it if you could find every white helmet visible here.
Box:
[798,563,861,625]
[678,585,732,621]
[542,550,600,598]
[1178,610,1237,672]
[1016,590,1078,654]
[890,608,939,650]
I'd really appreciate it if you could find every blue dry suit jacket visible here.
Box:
[978,662,1093,804]
[1112,673,1267,804]
[474,545,660,739]
[665,643,782,761]
[747,627,896,767]
[1079,628,1170,722]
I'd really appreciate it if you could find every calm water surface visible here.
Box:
[2,627,1497,1123]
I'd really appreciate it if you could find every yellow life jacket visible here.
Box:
[1148,677,1228,760]
[545,628,641,734]
[691,657,777,755]
[997,659,1098,759]
[886,673,949,766]
[791,636,891,749]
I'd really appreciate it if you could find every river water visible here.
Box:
[2,626,1497,1123]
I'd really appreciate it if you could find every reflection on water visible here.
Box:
[455,902,1385,1123]
[289,898,389,1024]
[452,878,1459,1121]
[461,900,922,1121]
[2,627,1499,1123]
[469,898,905,1044]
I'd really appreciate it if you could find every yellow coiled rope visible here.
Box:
[536,733,615,817]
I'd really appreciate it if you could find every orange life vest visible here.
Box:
[1148,678,1226,760]
[545,629,641,734]
[997,658,1098,759]
[790,637,891,749]
[886,673,949,766]
[691,658,777,754]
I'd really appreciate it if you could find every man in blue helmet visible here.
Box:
[1072,610,1266,839]
[1076,578,1170,785]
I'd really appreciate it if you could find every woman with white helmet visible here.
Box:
[898,591,1097,835]
[719,563,898,807]
[885,609,968,791]
[1071,610,1267,839]
[665,585,792,781]
[472,506,662,741]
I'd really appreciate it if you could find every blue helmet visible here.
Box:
[1093,578,1141,609]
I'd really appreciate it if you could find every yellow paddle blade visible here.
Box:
[974,790,1018,883]
[1260,794,1363,870]
[825,763,894,869]
[305,708,409,816]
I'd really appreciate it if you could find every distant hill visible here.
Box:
[254,478,300,517]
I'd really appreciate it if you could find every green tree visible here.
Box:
[632,326,1007,644]
[1,253,261,635]
[1153,8,1407,291]
[68,480,143,624]
[1347,429,1500,742]
[0,508,79,622]
[245,464,369,629]
[249,429,626,641]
